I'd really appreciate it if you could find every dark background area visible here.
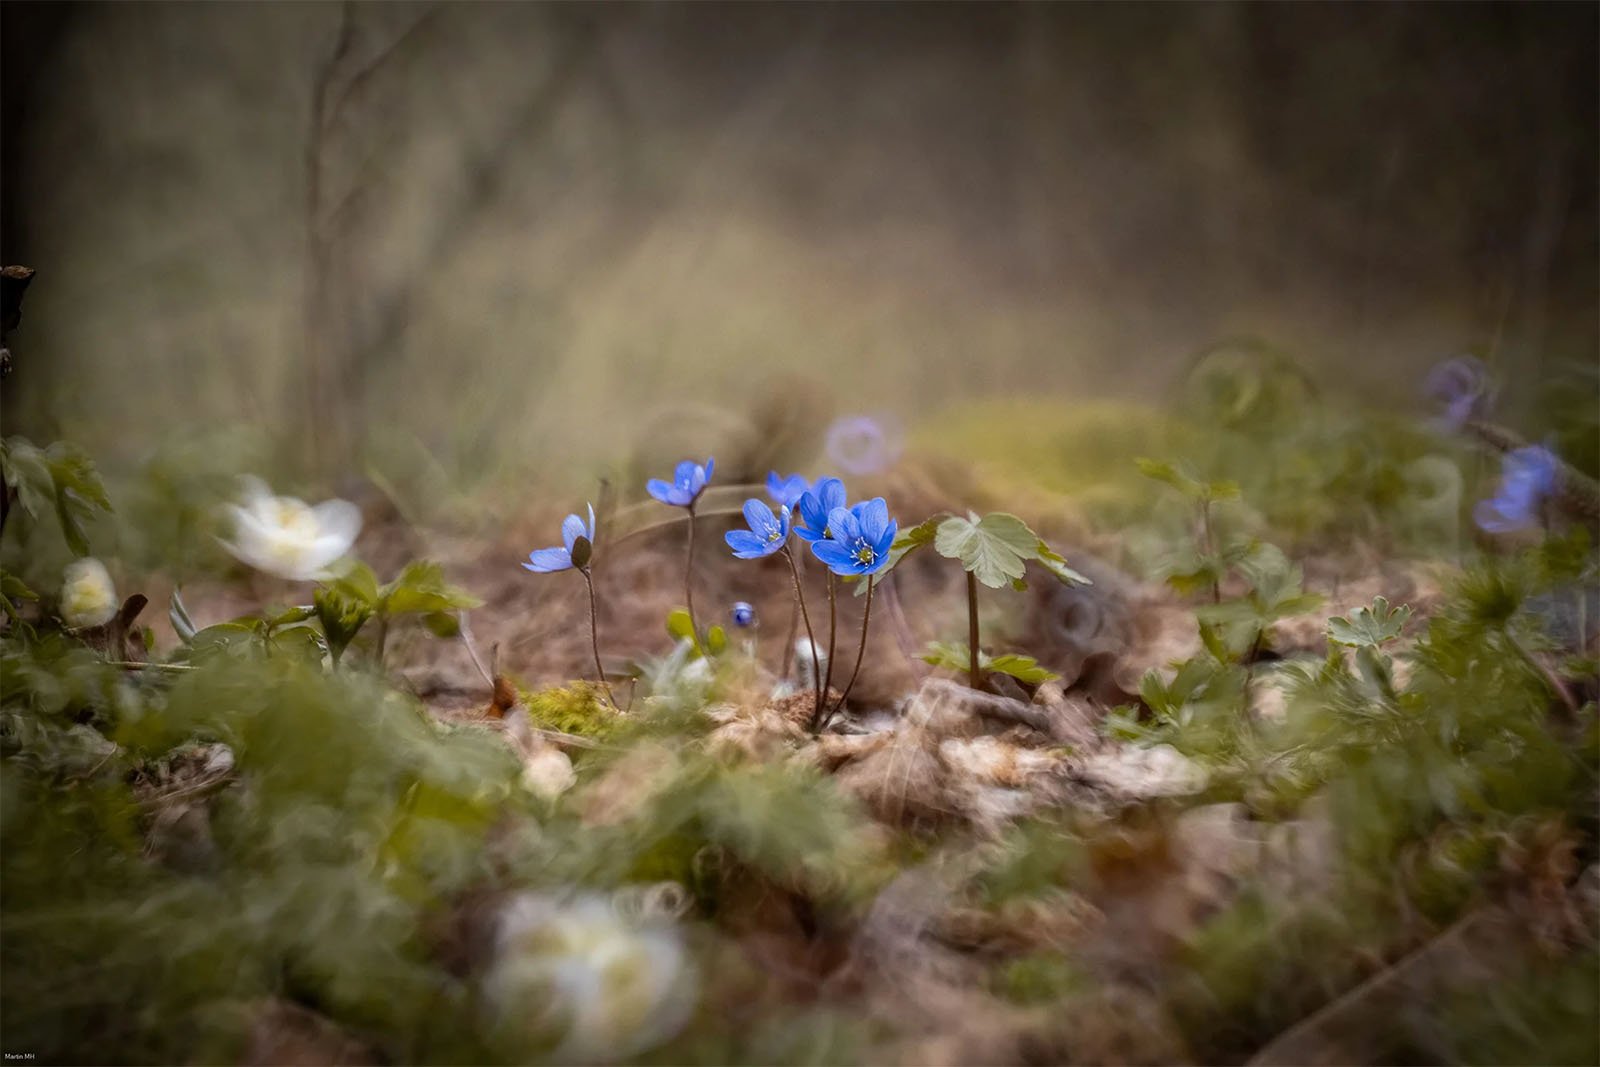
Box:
[2,2,1595,484]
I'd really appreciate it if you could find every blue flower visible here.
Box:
[810,498,897,576]
[766,471,811,509]
[825,415,901,476]
[1424,356,1493,429]
[793,477,847,543]
[523,503,596,573]
[731,601,756,628]
[724,499,791,559]
[1474,445,1560,533]
[647,458,715,508]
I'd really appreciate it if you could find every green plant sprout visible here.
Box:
[863,510,1087,691]
[1135,456,1242,604]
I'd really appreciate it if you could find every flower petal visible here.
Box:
[854,497,889,544]
[724,530,769,559]
[586,502,597,541]
[826,506,858,544]
[311,499,363,549]
[811,539,858,572]
[742,498,777,538]
[562,513,587,553]
[647,479,675,505]
[525,547,574,572]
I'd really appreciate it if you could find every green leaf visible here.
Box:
[1135,457,1239,502]
[985,654,1060,685]
[314,583,373,663]
[934,513,1033,589]
[329,561,381,607]
[2,571,39,602]
[920,642,1058,685]
[1034,539,1091,586]
[1327,595,1413,649]
[169,588,197,644]
[267,604,317,627]
[422,611,461,638]
[379,560,481,617]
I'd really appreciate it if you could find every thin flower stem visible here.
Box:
[581,568,620,712]
[966,571,981,690]
[684,500,701,643]
[822,574,838,706]
[784,546,823,719]
[781,543,803,680]
[820,579,874,732]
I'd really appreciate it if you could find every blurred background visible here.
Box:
[3,2,1595,499]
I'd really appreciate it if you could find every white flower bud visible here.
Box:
[60,557,117,629]
[520,743,576,799]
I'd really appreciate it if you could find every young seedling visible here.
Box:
[862,510,1087,692]
[1135,457,1244,605]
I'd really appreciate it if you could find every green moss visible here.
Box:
[519,682,620,741]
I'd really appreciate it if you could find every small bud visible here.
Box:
[570,535,593,569]
[60,557,117,629]
[730,601,756,628]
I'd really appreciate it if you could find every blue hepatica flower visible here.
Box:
[1474,444,1560,533]
[731,601,756,628]
[647,458,714,508]
[825,415,901,476]
[811,498,897,576]
[523,504,596,573]
[766,471,811,510]
[725,499,792,559]
[1424,355,1493,429]
[793,477,847,543]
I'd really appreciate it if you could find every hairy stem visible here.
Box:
[781,543,803,680]
[581,568,619,712]
[684,500,700,643]
[784,546,823,719]
[822,574,838,705]
[821,580,874,732]
[967,570,981,690]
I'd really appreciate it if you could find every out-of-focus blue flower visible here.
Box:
[731,601,756,628]
[1474,444,1560,533]
[724,499,791,559]
[811,498,897,576]
[523,504,596,572]
[793,477,847,543]
[765,472,811,509]
[647,458,714,508]
[825,415,901,475]
[1424,356,1493,429]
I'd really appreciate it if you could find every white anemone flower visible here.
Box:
[60,557,118,629]
[520,743,577,800]
[220,477,362,581]
[485,892,697,1063]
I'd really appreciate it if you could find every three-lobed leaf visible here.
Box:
[1327,595,1412,649]
[921,641,1060,685]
